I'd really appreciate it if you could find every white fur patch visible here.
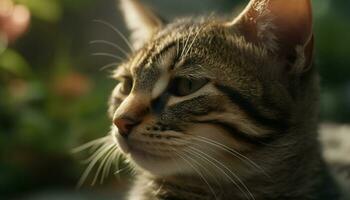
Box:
[152,47,177,99]
[152,73,170,99]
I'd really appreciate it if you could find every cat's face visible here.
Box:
[109,0,314,177]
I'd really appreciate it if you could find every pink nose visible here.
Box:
[113,117,139,137]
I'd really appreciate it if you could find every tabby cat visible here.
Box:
[87,0,346,199]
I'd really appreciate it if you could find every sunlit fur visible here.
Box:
[79,0,342,200]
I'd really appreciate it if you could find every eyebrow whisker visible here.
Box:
[99,62,121,71]
[91,53,124,61]
[93,19,135,52]
[89,40,130,58]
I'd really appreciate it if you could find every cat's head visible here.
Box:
[109,0,314,177]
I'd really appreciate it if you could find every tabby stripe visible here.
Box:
[215,84,288,131]
[138,40,178,70]
[139,28,199,71]
[196,120,270,146]
[167,95,216,117]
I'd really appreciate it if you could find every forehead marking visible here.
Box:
[151,46,178,99]
[133,42,178,94]
[130,24,205,96]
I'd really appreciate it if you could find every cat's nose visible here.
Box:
[113,117,140,138]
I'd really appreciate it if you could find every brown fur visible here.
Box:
[104,0,345,199]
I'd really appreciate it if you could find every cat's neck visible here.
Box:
[129,174,234,200]
[128,139,340,200]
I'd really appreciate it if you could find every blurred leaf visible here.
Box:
[7,80,46,104]
[0,34,8,55]
[15,0,62,22]
[0,49,32,77]
[53,72,92,99]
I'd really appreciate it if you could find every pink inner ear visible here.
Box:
[268,0,313,48]
[231,0,313,71]
[233,0,312,49]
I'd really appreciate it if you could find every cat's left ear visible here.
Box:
[119,0,163,50]
[227,0,314,73]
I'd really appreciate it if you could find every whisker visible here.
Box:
[71,136,109,154]
[93,19,134,52]
[181,152,223,198]
[183,26,205,59]
[81,142,111,164]
[92,145,117,186]
[173,149,219,200]
[185,148,247,199]
[192,135,269,178]
[180,32,192,58]
[187,146,255,200]
[77,143,114,188]
[99,62,120,71]
[102,148,119,182]
[114,167,128,175]
[91,52,124,61]
[89,40,129,58]
[111,153,122,179]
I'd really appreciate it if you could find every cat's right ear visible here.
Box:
[119,0,163,51]
[226,0,314,74]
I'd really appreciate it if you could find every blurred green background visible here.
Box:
[0,0,349,199]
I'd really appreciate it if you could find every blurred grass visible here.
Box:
[0,0,349,198]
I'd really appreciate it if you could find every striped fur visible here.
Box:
[104,0,345,199]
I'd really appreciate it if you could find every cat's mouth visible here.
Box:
[115,132,130,153]
[114,129,172,158]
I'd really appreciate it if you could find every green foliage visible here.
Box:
[15,0,62,22]
[0,49,32,77]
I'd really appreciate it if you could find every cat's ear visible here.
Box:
[119,0,163,50]
[227,0,313,73]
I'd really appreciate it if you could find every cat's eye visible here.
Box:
[169,77,208,97]
[119,77,133,95]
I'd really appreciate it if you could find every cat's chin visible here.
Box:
[112,129,190,176]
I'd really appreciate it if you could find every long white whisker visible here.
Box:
[186,147,249,199]
[77,143,113,187]
[183,152,223,198]
[112,153,122,179]
[71,136,108,154]
[93,20,134,52]
[173,149,219,200]
[81,142,111,164]
[102,148,119,182]
[92,145,117,186]
[169,138,223,191]
[180,32,192,58]
[89,40,129,57]
[193,135,269,177]
[114,167,128,175]
[187,146,255,200]
[99,62,120,71]
[183,26,204,58]
[91,53,124,61]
